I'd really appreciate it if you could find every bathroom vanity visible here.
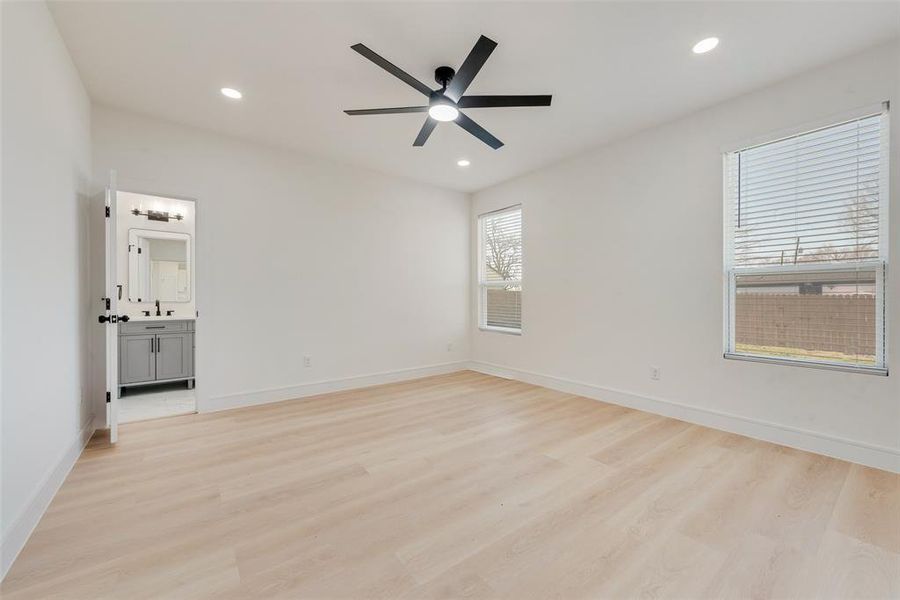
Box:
[118,319,194,396]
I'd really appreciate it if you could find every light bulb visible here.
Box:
[428,103,459,122]
[692,37,719,54]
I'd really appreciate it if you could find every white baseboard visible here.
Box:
[468,361,900,474]
[1,420,95,581]
[202,361,470,413]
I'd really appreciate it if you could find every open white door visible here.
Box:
[96,172,120,442]
[106,175,119,442]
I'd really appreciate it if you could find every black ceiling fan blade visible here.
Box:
[344,106,429,116]
[455,113,503,149]
[351,43,433,97]
[458,95,552,109]
[413,117,438,146]
[444,35,498,102]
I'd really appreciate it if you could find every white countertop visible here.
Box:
[126,316,195,322]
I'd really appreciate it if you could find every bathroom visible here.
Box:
[114,190,196,423]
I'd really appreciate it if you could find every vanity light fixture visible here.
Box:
[131,208,184,222]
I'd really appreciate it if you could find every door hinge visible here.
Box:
[105,206,110,218]
[106,391,111,403]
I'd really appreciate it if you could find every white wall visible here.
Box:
[92,106,470,414]
[1,0,94,577]
[471,41,900,471]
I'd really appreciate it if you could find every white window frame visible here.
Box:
[478,205,523,335]
[722,103,890,375]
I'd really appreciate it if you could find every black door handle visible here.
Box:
[97,314,130,324]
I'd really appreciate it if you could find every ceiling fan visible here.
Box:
[344,35,552,149]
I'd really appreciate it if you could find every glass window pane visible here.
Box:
[733,270,878,367]
[484,285,521,330]
[482,209,522,284]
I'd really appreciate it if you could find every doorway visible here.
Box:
[93,179,198,437]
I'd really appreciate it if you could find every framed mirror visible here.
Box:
[128,229,192,302]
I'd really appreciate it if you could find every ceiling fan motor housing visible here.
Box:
[434,66,455,89]
[429,89,457,108]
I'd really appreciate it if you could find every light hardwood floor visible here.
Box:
[3,371,898,599]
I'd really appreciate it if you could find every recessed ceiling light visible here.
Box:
[220,87,243,99]
[692,37,719,54]
[457,159,471,167]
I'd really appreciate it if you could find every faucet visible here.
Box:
[155,300,161,317]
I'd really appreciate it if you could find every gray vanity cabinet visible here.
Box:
[156,333,193,381]
[120,334,157,384]
[119,320,194,395]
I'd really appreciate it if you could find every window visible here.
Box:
[478,206,522,333]
[724,107,889,373]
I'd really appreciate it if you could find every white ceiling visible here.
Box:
[50,1,899,192]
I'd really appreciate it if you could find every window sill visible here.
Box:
[723,352,887,376]
[479,326,522,336]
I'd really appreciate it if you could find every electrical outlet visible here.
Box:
[446,342,453,352]
[650,366,660,381]
[303,356,312,368]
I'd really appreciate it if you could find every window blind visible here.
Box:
[724,109,888,372]
[727,113,884,268]
[479,206,522,332]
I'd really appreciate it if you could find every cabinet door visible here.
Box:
[156,333,193,381]
[120,334,156,384]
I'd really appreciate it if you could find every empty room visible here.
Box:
[1,1,898,598]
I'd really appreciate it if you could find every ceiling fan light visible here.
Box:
[428,103,459,122]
